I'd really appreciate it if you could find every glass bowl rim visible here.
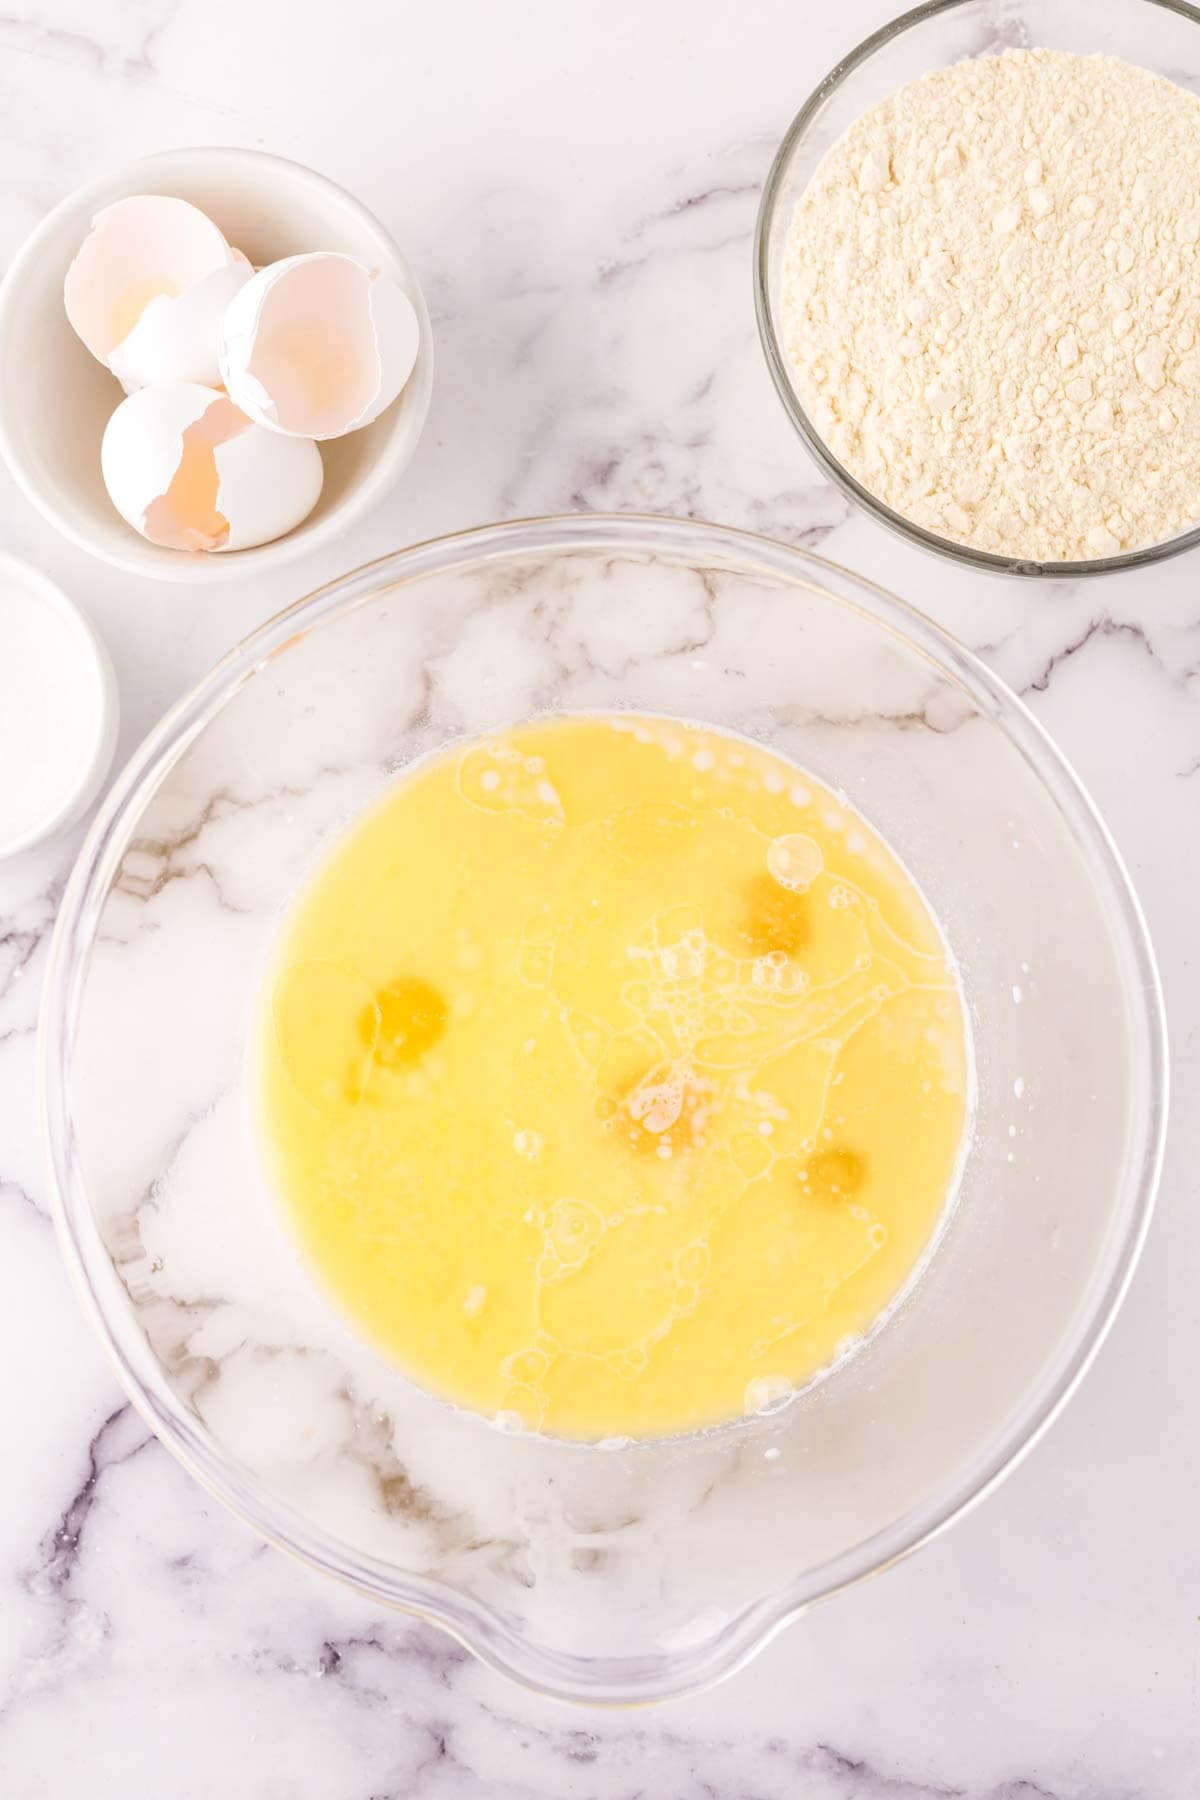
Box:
[38,511,1168,1703]
[753,0,1200,579]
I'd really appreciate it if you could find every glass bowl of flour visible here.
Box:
[756,0,1200,576]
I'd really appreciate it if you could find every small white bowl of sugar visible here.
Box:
[0,555,118,860]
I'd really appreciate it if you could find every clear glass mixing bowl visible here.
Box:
[41,515,1166,1703]
[754,0,1200,578]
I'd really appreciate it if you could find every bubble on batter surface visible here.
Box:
[542,1197,607,1273]
[750,953,810,996]
[517,920,558,988]
[745,1374,795,1415]
[605,1062,715,1155]
[563,1009,611,1067]
[503,1344,551,1385]
[458,740,565,823]
[766,833,824,892]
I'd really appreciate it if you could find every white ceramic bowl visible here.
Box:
[0,148,434,584]
[0,553,118,858]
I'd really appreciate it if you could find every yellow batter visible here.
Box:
[258,714,969,1440]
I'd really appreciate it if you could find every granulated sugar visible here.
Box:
[782,49,1200,562]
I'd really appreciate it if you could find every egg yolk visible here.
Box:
[362,975,448,1070]
[736,869,810,956]
[800,1146,867,1203]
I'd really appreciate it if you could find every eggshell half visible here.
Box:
[218,251,419,439]
[109,253,252,391]
[65,196,240,378]
[211,413,324,550]
[100,382,323,553]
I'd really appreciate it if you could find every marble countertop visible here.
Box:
[0,0,1196,1794]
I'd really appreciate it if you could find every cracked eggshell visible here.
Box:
[100,381,324,554]
[109,254,252,390]
[218,251,420,439]
[65,195,248,389]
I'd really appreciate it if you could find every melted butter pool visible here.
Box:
[258,713,969,1441]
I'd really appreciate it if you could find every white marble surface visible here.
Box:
[0,0,1196,1794]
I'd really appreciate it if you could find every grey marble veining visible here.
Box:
[0,0,1198,1794]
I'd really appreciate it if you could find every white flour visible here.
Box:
[782,49,1200,561]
